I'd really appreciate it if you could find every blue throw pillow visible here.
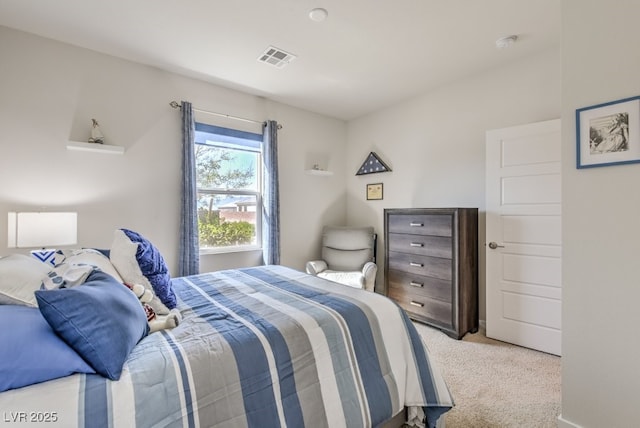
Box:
[35,270,149,380]
[121,228,177,309]
[0,305,95,392]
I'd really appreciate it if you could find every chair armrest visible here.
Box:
[362,262,378,292]
[306,260,328,275]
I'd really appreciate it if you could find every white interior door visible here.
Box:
[485,119,561,356]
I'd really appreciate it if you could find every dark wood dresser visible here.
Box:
[384,208,478,339]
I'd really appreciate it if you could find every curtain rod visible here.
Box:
[169,101,282,129]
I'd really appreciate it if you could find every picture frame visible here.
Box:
[576,95,640,169]
[366,183,383,200]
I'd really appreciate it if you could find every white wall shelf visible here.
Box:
[66,141,125,155]
[305,169,333,176]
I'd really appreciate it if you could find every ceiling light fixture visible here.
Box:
[495,35,518,49]
[309,8,328,22]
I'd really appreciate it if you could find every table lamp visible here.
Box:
[7,212,77,265]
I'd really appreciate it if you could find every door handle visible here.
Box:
[488,241,505,250]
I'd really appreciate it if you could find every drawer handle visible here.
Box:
[409,281,423,288]
[410,301,424,308]
[409,222,423,227]
[409,262,423,267]
[410,242,424,247]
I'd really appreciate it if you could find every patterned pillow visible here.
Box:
[42,263,95,290]
[54,248,123,282]
[109,229,176,314]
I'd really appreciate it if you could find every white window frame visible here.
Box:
[195,123,263,255]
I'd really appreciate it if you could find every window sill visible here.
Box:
[200,245,262,255]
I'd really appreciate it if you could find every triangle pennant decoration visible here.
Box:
[356,152,392,175]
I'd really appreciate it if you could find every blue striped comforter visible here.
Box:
[0,265,452,428]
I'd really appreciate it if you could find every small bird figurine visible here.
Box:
[89,118,104,144]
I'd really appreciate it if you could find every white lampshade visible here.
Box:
[8,212,77,248]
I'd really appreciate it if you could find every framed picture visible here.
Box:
[576,95,640,168]
[366,183,383,200]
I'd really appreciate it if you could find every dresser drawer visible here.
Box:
[387,233,452,258]
[388,251,452,281]
[388,214,452,236]
[388,286,452,328]
[387,269,451,302]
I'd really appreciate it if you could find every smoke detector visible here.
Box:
[309,8,328,22]
[258,46,297,68]
[495,35,518,49]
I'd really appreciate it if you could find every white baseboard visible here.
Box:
[557,414,582,428]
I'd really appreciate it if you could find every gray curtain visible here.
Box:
[179,101,199,276]
[262,120,280,265]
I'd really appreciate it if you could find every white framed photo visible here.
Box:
[576,95,640,168]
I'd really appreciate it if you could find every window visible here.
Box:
[195,123,263,253]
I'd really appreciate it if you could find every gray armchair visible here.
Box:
[305,226,377,291]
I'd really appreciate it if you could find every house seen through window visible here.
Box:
[195,123,262,253]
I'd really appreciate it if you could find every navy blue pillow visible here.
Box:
[121,228,177,309]
[0,305,95,392]
[35,270,149,380]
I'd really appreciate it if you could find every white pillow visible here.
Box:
[55,249,124,283]
[109,230,169,315]
[0,254,51,306]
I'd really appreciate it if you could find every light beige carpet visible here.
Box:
[414,323,561,428]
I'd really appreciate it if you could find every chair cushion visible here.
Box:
[321,226,374,271]
[317,270,365,289]
[322,226,374,250]
[305,260,327,275]
[323,247,372,272]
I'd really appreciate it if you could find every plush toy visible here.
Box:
[124,282,181,334]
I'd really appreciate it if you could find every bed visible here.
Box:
[0,230,453,428]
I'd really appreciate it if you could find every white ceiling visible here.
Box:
[0,0,560,121]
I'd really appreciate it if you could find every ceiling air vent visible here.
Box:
[258,46,297,69]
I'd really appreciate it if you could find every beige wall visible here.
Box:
[346,48,561,319]
[0,26,348,274]
[560,1,640,426]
